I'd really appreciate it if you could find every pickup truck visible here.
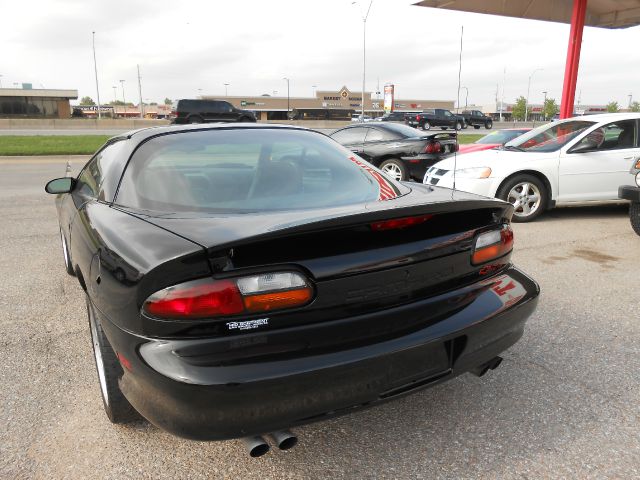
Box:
[405,108,466,131]
[460,110,493,129]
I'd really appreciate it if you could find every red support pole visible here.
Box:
[560,0,587,119]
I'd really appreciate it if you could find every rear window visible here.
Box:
[116,128,406,213]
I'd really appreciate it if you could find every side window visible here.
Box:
[574,120,637,152]
[76,141,125,201]
[443,111,452,117]
[220,101,233,113]
[331,127,367,145]
[365,128,392,142]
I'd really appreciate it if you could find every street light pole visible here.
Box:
[119,79,126,119]
[525,68,543,122]
[461,86,469,109]
[283,77,290,117]
[542,91,548,120]
[92,31,102,120]
[137,65,144,119]
[312,85,317,96]
[629,94,633,108]
[353,1,373,120]
[0,75,3,88]
[224,83,230,96]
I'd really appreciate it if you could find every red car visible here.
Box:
[459,128,530,154]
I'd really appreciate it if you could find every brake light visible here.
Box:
[371,214,433,231]
[472,225,514,265]
[143,272,313,319]
[433,142,441,153]
[416,115,421,121]
[424,143,434,154]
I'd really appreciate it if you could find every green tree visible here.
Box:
[511,96,527,121]
[543,98,559,120]
[629,101,640,112]
[80,96,95,106]
[164,97,172,105]
[606,101,620,113]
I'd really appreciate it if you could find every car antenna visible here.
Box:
[453,25,463,196]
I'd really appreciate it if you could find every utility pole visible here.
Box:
[137,65,143,119]
[283,77,290,117]
[500,67,506,122]
[525,68,543,122]
[119,79,126,119]
[92,31,102,120]
[629,94,633,108]
[353,0,373,120]
[0,75,3,88]
[542,91,548,120]
[224,83,230,96]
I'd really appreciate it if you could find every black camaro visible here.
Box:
[330,123,458,182]
[46,124,538,457]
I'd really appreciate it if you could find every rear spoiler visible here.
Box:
[419,132,457,141]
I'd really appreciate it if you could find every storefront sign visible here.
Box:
[384,84,394,113]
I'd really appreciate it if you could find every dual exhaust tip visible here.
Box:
[240,430,298,458]
[471,356,503,377]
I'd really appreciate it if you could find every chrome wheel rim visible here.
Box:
[423,123,430,130]
[507,182,541,218]
[88,302,109,407]
[60,229,70,271]
[382,163,403,181]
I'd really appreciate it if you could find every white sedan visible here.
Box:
[424,113,640,221]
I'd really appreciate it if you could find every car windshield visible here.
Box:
[504,120,595,152]
[476,130,529,145]
[116,128,407,213]
[380,123,423,138]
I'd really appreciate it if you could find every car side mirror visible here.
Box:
[570,140,598,154]
[45,177,76,194]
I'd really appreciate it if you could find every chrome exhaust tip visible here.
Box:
[240,435,270,457]
[471,356,503,377]
[268,430,298,450]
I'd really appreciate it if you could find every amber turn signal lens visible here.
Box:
[243,287,313,313]
[472,225,514,265]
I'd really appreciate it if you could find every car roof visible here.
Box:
[112,123,312,144]
[560,112,640,123]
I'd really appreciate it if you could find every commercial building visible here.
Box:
[0,87,78,118]
[202,86,454,120]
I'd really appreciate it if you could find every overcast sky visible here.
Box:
[2,0,639,107]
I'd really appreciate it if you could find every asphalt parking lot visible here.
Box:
[1,157,638,479]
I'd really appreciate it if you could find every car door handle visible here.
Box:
[623,156,640,160]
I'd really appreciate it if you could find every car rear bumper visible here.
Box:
[101,266,538,441]
[619,185,640,202]
[400,154,443,180]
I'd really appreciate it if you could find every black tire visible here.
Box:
[379,158,407,181]
[630,202,640,236]
[455,121,463,131]
[422,121,431,131]
[485,120,493,129]
[497,174,548,223]
[87,297,139,424]
[474,125,481,130]
[188,116,202,124]
[60,228,75,276]
[462,123,468,129]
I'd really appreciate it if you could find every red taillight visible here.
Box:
[424,143,434,154]
[144,279,244,319]
[143,272,313,319]
[472,225,514,265]
[423,142,442,154]
[371,214,433,231]
[416,115,421,121]
[433,142,441,153]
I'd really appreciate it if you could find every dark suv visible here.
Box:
[171,99,257,124]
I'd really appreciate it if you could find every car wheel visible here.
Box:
[87,297,139,424]
[485,120,493,129]
[379,159,407,182]
[497,174,548,222]
[422,122,431,130]
[455,122,463,130]
[60,228,75,276]
[630,202,640,236]
[474,125,481,130]
[463,123,468,129]
[188,116,202,124]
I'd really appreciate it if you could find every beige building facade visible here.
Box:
[203,86,454,121]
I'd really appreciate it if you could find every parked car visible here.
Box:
[461,110,493,129]
[44,124,538,456]
[376,111,407,122]
[405,109,466,131]
[351,113,373,122]
[618,157,640,235]
[330,123,458,181]
[458,129,531,155]
[424,113,640,222]
[170,99,256,124]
